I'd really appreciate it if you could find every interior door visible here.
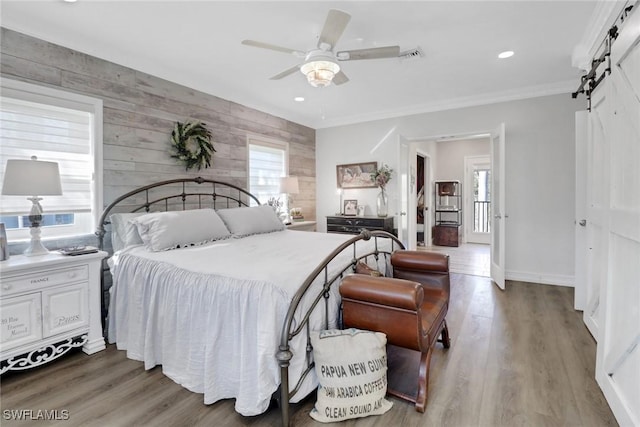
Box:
[490,123,506,290]
[574,111,588,311]
[422,153,432,246]
[397,136,410,248]
[584,84,609,340]
[593,9,640,425]
[397,136,418,249]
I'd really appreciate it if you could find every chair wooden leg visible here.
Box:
[441,320,451,349]
[415,346,433,413]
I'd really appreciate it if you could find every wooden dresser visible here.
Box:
[326,215,394,235]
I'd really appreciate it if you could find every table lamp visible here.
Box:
[279,176,299,224]
[2,156,62,256]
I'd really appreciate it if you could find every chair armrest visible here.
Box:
[391,250,449,273]
[340,275,424,311]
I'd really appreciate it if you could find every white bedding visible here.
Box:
[108,229,389,416]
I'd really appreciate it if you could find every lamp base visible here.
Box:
[24,226,50,257]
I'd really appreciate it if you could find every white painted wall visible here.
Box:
[317,93,584,286]
[435,138,490,182]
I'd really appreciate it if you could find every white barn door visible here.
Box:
[591,8,640,425]
[584,89,609,339]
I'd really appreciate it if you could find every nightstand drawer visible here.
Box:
[1,265,89,296]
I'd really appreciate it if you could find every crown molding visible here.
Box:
[571,1,629,71]
[314,80,578,129]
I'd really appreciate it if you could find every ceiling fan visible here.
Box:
[242,9,401,87]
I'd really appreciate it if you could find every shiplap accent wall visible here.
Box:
[0,28,316,223]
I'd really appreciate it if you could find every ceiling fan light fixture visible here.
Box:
[300,60,340,87]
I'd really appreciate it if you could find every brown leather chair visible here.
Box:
[340,250,451,412]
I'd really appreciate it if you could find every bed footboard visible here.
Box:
[277,230,404,426]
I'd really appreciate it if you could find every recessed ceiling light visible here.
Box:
[63,0,78,2]
[498,51,514,59]
[294,96,305,102]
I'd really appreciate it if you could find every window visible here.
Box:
[247,137,288,211]
[0,79,103,241]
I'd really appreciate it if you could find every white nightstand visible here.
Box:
[0,250,107,374]
[286,221,317,232]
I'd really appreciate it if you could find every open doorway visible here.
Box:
[416,153,430,246]
[416,135,491,277]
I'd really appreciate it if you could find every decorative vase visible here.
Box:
[376,189,388,217]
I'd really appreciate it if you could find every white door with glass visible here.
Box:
[465,155,491,245]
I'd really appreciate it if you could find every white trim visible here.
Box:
[245,134,290,188]
[505,270,574,287]
[598,369,638,427]
[571,1,628,70]
[0,78,103,239]
[246,134,290,209]
[315,80,576,129]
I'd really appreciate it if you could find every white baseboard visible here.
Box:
[505,270,575,287]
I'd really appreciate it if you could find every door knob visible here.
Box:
[494,214,502,219]
[400,212,407,216]
[579,219,587,226]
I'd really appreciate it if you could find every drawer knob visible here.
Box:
[68,271,77,278]
[3,284,12,290]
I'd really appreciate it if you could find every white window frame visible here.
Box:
[0,79,103,241]
[246,135,289,209]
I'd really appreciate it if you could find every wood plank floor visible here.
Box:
[1,275,617,426]
[420,244,490,278]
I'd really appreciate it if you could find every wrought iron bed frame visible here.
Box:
[95,177,404,427]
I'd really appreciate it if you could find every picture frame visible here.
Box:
[343,199,358,216]
[336,162,378,189]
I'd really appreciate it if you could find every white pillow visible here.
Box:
[217,205,284,237]
[110,212,146,252]
[310,328,393,422]
[131,208,230,251]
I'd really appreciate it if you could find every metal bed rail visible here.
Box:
[276,229,405,426]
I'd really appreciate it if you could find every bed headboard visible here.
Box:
[95,177,260,252]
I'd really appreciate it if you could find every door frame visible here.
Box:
[398,129,500,256]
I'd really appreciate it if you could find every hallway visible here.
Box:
[420,243,490,277]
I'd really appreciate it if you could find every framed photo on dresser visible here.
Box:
[343,200,358,216]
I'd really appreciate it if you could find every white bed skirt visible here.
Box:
[108,230,389,415]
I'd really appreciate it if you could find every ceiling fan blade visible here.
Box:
[336,46,401,61]
[318,9,351,50]
[332,70,349,85]
[242,40,305,57]
[269,65,301,80]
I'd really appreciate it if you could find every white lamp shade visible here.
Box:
[2,158,62,196]
[279,176,299,194]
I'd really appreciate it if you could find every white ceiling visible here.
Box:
[1,1,598,129]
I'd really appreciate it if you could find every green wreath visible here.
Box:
[170,121,216,171]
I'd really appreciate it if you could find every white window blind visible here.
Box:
[248,139,288,205]
[0,97,93,215]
